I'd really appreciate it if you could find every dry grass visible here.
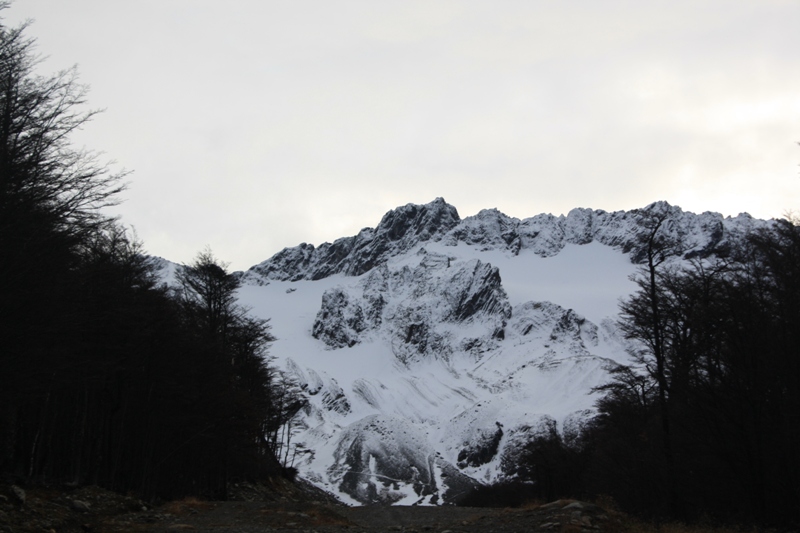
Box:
[611,512,766,533]
[582,496,767,533]
[253,504,353,527]
[511,496,766,533]
[305,506,353,527]
[616,521,763,533]
[517,497,551,510]
[163,496,215,516]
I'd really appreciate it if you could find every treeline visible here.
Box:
[0,7,303,499]
[480,209,800,528]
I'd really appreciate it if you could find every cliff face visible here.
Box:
[312,251,510,364]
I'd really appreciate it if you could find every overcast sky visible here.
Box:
[6,1,799,270]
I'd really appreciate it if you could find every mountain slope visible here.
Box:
[232,198,768,505]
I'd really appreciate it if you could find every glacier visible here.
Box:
[224,198,768,505]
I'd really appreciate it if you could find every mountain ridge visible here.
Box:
[241,198,766,284]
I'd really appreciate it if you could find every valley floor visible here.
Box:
[2,482,776,533]
[77,497,617,532]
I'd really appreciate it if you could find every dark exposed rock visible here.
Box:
[311,252,510,365]
[448,261,510,322]
[457,422,504,469]
[320,379,351,415]
[563,207,595,244]
[70,499,91,512]
[331,415,437,504]
[247,242,317,281]
[330,415,479,505]
[508,301,598,358]
[443,208,521,253]
[248,198,460,281]
[499,416,560,478]
[312,288,366,348]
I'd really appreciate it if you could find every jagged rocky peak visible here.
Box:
[563,207,595,244]
[245,242,317,282]
[609,201,736,261]
[243,198,461,282]
[336,197,461,277]
[443,208,521,253]
[375,197,460,245]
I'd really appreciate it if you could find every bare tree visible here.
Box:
[0,5,126,475]
[618,205,685,514]
[0,10,125,241]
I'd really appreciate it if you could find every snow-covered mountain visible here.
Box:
[228,198,767,505]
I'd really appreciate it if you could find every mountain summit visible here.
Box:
[244,198,460,281]
[234,199,769,505]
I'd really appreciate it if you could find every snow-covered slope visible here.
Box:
[233,198,768,505]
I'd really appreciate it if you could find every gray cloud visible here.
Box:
[8,0,799,269]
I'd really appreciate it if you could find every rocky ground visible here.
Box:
[112,499,615,533]
[1,480,770,533]
[1,480,620,533]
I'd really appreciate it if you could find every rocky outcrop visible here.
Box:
[312,250,511,364]
[507,301,598,357]
[330,415,435,504]
[498,417,560,478]
[329,415,479,505]
[320,379,351,416]
[311,288,372,349]
[443,208,521,253]
[457,422,504,469]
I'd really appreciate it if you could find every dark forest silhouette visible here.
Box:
[464,207,800,529]
[0,5,303,500]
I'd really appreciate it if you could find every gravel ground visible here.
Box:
[2,482,617,533]
[102,498,615,533]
